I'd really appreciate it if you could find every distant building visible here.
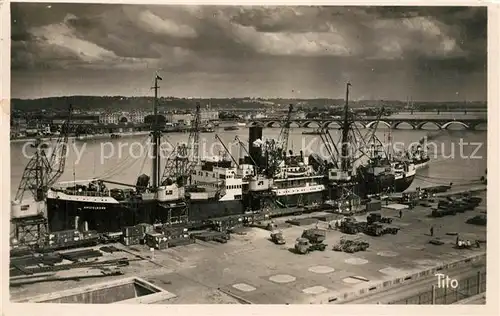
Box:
[166,113,193,126]
[98,111,149,124]
[128,111,146,124]
[200,109,219,123]
[54,114,99,125]
[200,105,219,123]
[11,117,27,134]
[99,113,119,124]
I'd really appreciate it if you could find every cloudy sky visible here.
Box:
[11,4,487,101]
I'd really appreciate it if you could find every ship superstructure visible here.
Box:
[406,139,430,170]
[237,105,326,211]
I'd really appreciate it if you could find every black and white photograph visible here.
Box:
[7,2,491,306]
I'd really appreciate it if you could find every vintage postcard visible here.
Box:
[4,0,496,312]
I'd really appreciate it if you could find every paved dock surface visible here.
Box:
[10,190,487,304]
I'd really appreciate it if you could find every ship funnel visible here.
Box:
[249,126,263,167]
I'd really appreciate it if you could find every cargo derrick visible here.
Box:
[11,105,73,246]
[159,101,203,225]
[264,104,293,178]
[263,104,296,208]
[352,106,392,195]
[234,135,258,170]
[321,83,362,214]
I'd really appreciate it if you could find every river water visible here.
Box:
[10,126,487,199]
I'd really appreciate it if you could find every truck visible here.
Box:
[294,229,328,254]
[366,212,393,224]
[270,231,286,245]
[364,222,400,236]
[294,238,311,254]
[338,217,366,234]
[301,228,326,244]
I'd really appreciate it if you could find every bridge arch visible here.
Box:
[248,121,264,127]
[302,121,322,128]
[265,121,282,128]
[287,121,301,128]
[441,121,469,130]
[365,121,390,129]
[391,121,415,129]
[322,121,342,129]
[416,121,442,130]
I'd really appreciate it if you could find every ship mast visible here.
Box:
[151,73,162,189]
[341,82,352,172]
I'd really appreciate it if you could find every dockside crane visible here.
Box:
[12,105,73,245]
[265,104,293,177]
[14,105,73,202]
[161,102,202,186]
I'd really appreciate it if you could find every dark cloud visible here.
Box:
[10,4,487,100]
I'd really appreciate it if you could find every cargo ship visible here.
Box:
[355,142,416,196]
[239,127,326,211]
[45,74,244,233]
[187,157,245,222]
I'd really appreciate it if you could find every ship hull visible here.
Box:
[357,174,396,197]
[46,197,244,233]
[188,199,245,222]
[274,192,324,208]
[46,197,158,233]
[244,191,324,211]
[394,174,415,192]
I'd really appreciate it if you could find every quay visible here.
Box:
[10,188,487,304]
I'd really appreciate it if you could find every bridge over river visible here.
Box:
[248,112,487,130]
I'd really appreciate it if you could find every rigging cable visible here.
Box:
[101,150,144,180]
[94,135,149,179]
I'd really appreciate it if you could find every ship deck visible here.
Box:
[10,188,487,304]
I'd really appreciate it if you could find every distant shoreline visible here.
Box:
[10,131,151,143]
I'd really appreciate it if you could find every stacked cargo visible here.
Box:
[162,225,194,247]
[121,226,142,246]
[209,215,245,232]
[82,230,99,240]
[136,223,154,243]
[101,232,123,243]
[145,232,169,250]
[47,230,80,246]
[46,229,100,250]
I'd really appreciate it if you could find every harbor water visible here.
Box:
[10,126,487,200]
